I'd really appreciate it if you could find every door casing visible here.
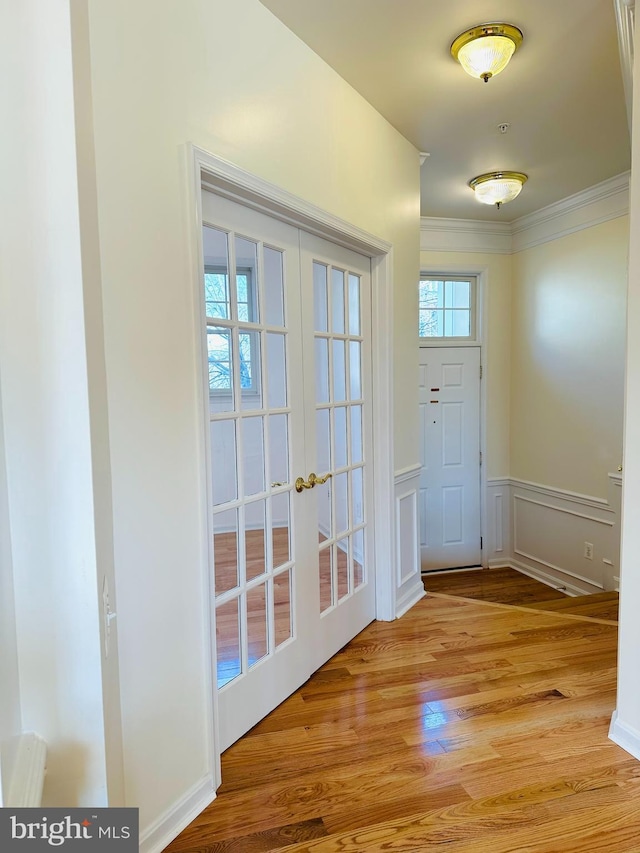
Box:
[419,266,489,573]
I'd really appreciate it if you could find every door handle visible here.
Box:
[295,472,333,493]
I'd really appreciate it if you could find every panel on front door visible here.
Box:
[419,347,481,570]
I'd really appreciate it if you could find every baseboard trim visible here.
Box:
[609,711,640,761]
[509,559,594,596]
[395,579,426,619]
[139,774,216,853]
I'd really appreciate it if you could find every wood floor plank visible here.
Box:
[165,590,636,853]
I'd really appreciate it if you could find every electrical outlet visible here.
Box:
[584,541,594,560]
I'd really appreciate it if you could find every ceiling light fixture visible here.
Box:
[451,23,523,83]
[468,171,528,209]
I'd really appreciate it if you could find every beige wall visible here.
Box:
[419,251,512,479]
[86,0,419,834]
[511,217,629,498]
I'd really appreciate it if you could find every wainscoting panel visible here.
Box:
[510,479,616,594]
[484,478,620,594]
[486,479,512,567]
[394,465,425,618]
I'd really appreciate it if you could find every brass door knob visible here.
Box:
[295,472,333,493]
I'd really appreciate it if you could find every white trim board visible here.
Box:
[140,775,216,853]
[610,711,640,762]
[614,0,635,137]
[421,173,630,254]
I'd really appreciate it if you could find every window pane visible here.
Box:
[337,538,349,601]
[451,310,471,337]
[348,274,361,335]
[208,327,233,393]
[203,226,230,319]
[245,499,266,581]
[216,598,241,688]
[235,237,258,323]
[333,340,346,402]
[331,268,345,334]
[242,417,265,497]
[319,546,332,613]
[445,280,470,309]
[267,333,287,409]
[315,338,329,403]
[419,309,444,337]
[419,280,443,309]
[247,582,268,667]
[240,331,263,411]
[334,406,347,470]
[213,508,239,596]
[264,247,285,327]
[274,568,292,647]
[210,419,237,506]
[272,493,290,570]
[313,262,328,332]
[269,414,289,486]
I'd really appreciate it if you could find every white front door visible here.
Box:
[419,347,481,570]
[201,191,375,751]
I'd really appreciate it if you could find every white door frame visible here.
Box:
[186,144,396,787]
[419,265,489,570]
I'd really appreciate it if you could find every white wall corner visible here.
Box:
[4,733,47,808]
[139,774,216,853]
[609,710,640,761]
[615,0,635,136]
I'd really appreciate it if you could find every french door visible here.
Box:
[201,191,375,751]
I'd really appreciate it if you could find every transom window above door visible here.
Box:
[419,276,477,341]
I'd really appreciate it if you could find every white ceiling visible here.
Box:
[258,0,631,221]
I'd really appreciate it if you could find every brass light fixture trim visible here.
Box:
[468,171,528,209]
[451,23,523,82]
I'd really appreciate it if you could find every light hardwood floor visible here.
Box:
[166,587,639,853]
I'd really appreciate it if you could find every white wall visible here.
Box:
[0,385,21,804]
[0,0,111,806]
[511,217,629,499]
[85,0,419,841]
[613,14,640,762]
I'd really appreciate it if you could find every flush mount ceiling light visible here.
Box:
[468,171,528,209]
[451,23,523,82]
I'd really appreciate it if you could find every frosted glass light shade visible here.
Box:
[451,23,523,82]
[468,172,528,208]
[458,36,515,81]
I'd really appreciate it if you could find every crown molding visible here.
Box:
[510,172,630,252]
[614,0,635,136]
[421,173,630,256]
[420,217,512,254]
